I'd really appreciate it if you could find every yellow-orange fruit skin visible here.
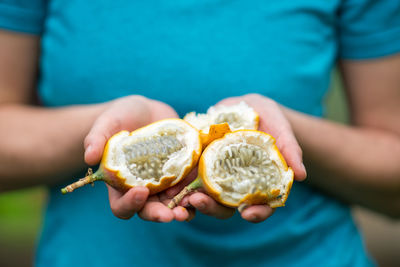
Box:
[253,113,260,131]
[199,123,231,148]
[198,156,236,208]
[198,130,294,208]
[100,119,202,195]
[98,166,131,193]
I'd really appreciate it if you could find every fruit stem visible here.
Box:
[238,203,249,213]
[168,177,203,209]
[61,168,103,194]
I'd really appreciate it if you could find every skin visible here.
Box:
[1,29,400,224]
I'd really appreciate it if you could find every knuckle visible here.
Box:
[127,94,145,102]
[107,116,122,133]
[245,93,262,99]
[265,97,278,107]
[134,94,149,103]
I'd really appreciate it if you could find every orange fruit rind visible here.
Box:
[62,118,202,195]
[169,130,294,209]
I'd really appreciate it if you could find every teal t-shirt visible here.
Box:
[1,1,400,266]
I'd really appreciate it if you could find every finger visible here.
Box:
[108,185,149,220]
[215,96,243,107]
[172,206,190,222]
[279,143,306,181]
[159,192,193,221]
[274,130,306,181]
[84,138,106,166]
[217,95,307,181]
[189,192,235,219]
[164,168,198,198]
[256,102,306,181]
[148,99,179,121]
[84,115,122,165]
[162,193,192,208]
[240,205,275,223]
[138,196,174,222]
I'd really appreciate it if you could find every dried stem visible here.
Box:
[238,203,249,213]
[168,177,203,209]
[61,168,102,194]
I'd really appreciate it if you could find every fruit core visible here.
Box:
[123,133,183,181]
[106,125,196,186]
[212,143,280,196]
[214,112,244,130]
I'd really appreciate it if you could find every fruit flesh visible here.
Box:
[105,120,200,187]
[201,130,293,207]
[212,143,280,195]
[214,112,248,131]
[123,134,183,182]
[169,130,294,209]
[61,119,202,195]
[184,102,259,133]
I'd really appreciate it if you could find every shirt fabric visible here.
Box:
[1,0,400,266]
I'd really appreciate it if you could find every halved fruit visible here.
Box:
[184,102,259,133]
[61,119,202,195]
[169,130,293,209]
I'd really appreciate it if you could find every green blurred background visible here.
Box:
[0,73,399,266]
[0,187,46,266]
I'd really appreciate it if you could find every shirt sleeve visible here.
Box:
[338,0,400,60]
[0,0,46,35]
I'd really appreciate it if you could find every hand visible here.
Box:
[218,94,306,181]
[83,95,184,221]
[176,94,306,223]
[157,169,236,222]
[163,170,268,223]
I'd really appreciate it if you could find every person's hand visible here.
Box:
[162,174,236,221]
[218,94,306,180]
[168,94,306,223]
[83,95,185,221]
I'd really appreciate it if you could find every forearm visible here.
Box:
[284,108,400,217]
[0,103,108,191]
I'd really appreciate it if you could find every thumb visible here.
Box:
[84,116,122,165]
[148,100,179,121]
